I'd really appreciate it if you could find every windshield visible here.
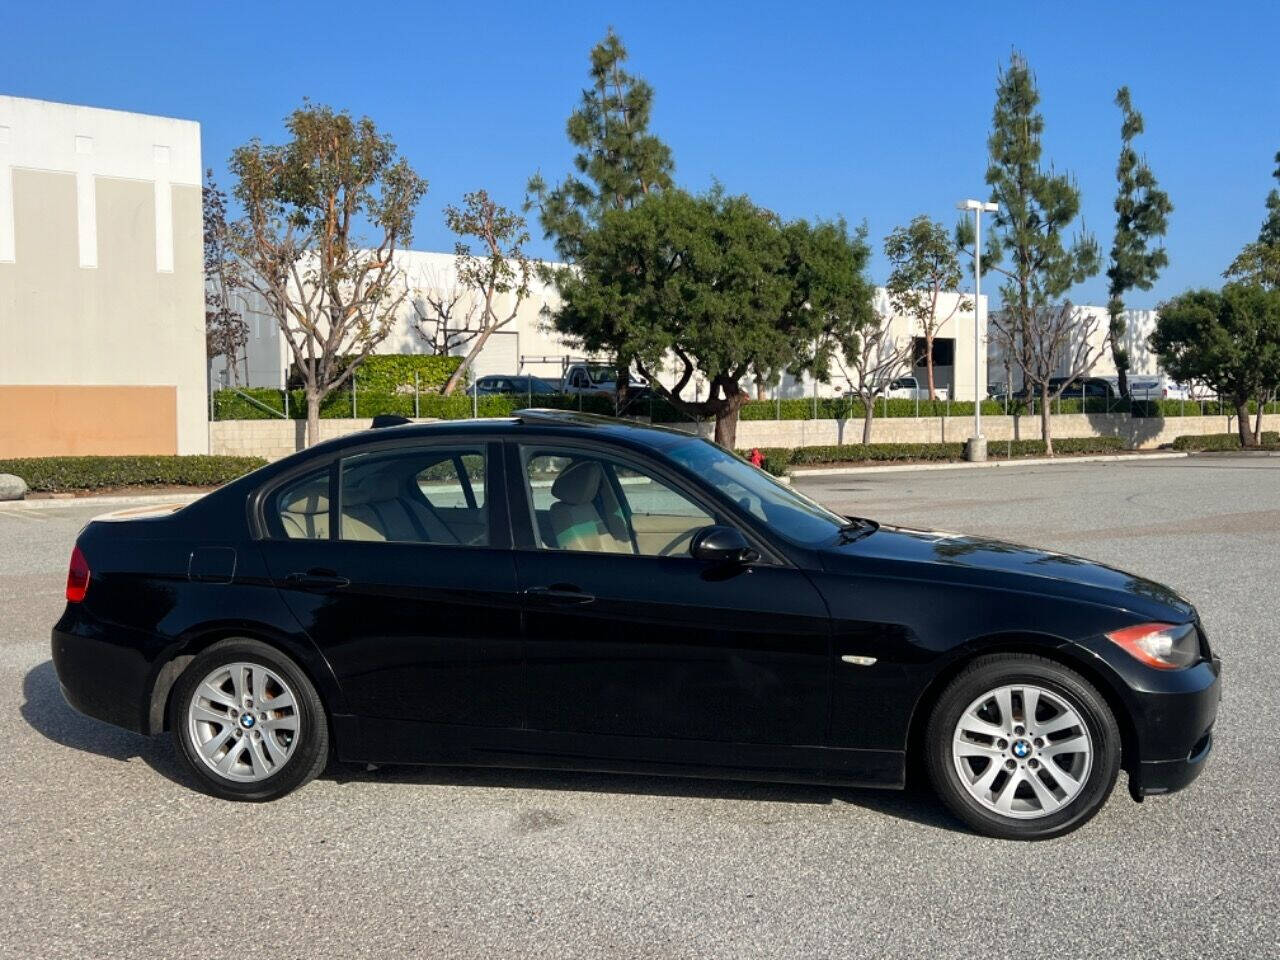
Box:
[667,438,849,546]
[586,365,616,384]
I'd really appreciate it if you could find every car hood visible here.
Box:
[825,522,1194,621]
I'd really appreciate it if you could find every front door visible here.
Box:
[257,440,523,738]
[509,441,831,751]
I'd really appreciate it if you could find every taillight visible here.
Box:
[66,545,90,603]
[1105,622,1199,670]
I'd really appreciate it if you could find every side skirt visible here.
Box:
[338,717,904,790]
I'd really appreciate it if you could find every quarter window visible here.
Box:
[274,468,331,540]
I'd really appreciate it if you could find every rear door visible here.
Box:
[256,438,523,742]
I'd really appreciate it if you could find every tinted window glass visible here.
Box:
[275,469,330,540]
[340,447,487,545]
[667,438,847,546]
[522,448,713,557]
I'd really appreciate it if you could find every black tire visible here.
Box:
[169,638,329,801]
[925,653,1120,840]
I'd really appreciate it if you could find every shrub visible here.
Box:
[1170,432,1280,451]
[352,355,461,392]
[987,436,1126,457]
[0,456,268,493]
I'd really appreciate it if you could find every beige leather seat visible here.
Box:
[280,487,329,539]
[549,460,633,554]
[341,474,456,543]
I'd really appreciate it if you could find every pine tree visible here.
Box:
[528,28,674,405]
[1225,151,1280,290]
[980,53,1100,454]
[1106,87,1172,398]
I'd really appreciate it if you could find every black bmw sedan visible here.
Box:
[52,411,1221,840]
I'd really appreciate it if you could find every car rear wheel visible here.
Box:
[170,639,329,801]
[926,654,1120,840]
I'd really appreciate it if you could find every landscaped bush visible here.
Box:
[734,435,1127,473]
[736,398,1007,421]
[0,456,268,493]
[1170,432,1280,451]
[213,387,622,421]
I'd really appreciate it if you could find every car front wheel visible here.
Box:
[926,653,1120,840]
[170,639,329,801]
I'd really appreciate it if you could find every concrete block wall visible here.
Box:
[210,413,1280,461]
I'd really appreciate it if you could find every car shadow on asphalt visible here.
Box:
[20,660,195,788]
[22,659,964,834]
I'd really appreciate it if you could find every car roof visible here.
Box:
[295,409,700,459]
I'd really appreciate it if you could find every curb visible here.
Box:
[0,492,207,512]
[790,451,1189,478]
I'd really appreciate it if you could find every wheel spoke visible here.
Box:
[954,739,1003,760]
[1025,769,1061,813]
[1038,709,1082,736]
[993,688,1014,732]
[1041,734,1089,759]
[1022,687,1041,727]
[958,715,1006,740]
[247,735,272,775]
[1042,761,1081,795]
[191,704,229,727]
[216,738,245,774]
[196,682,236,711]
[199,726,234,759]
[264,691,295,714]
[994,769,1023,813]
[971,759,1002,794]
[262,730,290,765]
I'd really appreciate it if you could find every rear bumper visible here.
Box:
[51,610,152,734]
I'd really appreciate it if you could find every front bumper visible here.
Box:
[1070,640,1222,799]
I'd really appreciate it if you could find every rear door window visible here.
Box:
[339,446,488,545]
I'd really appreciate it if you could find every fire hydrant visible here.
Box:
[749,448,765,468]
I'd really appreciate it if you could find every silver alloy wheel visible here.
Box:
[951,683,1093,820]
[186,661,301,783]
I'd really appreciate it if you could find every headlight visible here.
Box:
[1105,622,1200,670]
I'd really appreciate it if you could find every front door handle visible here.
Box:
[285,569,351,590]
[523,584,595,605]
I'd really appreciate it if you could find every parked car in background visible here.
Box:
[475,375,560,397]
[52,410,1221,840]
[562,363,648,398]
[1048,376,1117,400]
[886,376,948,401]
[1126,375,1190,401]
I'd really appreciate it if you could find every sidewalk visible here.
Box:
[0,491,206,512]
[790,450,1189,478]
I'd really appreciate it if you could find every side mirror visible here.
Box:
[690,525,759,564]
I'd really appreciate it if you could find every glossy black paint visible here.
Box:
[52,414,1220,797]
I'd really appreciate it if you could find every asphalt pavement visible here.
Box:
[1,457,1277,959]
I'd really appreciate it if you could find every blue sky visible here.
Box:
[4,0,1277,307]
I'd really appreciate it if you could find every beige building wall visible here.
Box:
[0,95,205,457]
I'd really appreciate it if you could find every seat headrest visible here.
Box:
[551,460,603,505]
[344,473,401,507]
[282,487,328,514]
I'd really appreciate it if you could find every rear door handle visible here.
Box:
[285,569,350,590]
[523,584,595,605]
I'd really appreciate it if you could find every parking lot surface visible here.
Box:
[2,457,1277,959]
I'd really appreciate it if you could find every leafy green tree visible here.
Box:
[1106,87,1172,398]
[884,216,970,400]
[1225,151,1280,290]
[553,188,873,447]
[231,103,426,445]
[967,53,1100,455]
[203,170,247,385]
[528,28,674,404]
[1151,284,1280,445]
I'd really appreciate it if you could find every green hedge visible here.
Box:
[213,387,630,421]
[739,436,1127,474]
[0,456,268,493]
[1170,432,1280,451]
[282,354,462,392]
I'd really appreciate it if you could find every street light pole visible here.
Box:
[958,199,999,461]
